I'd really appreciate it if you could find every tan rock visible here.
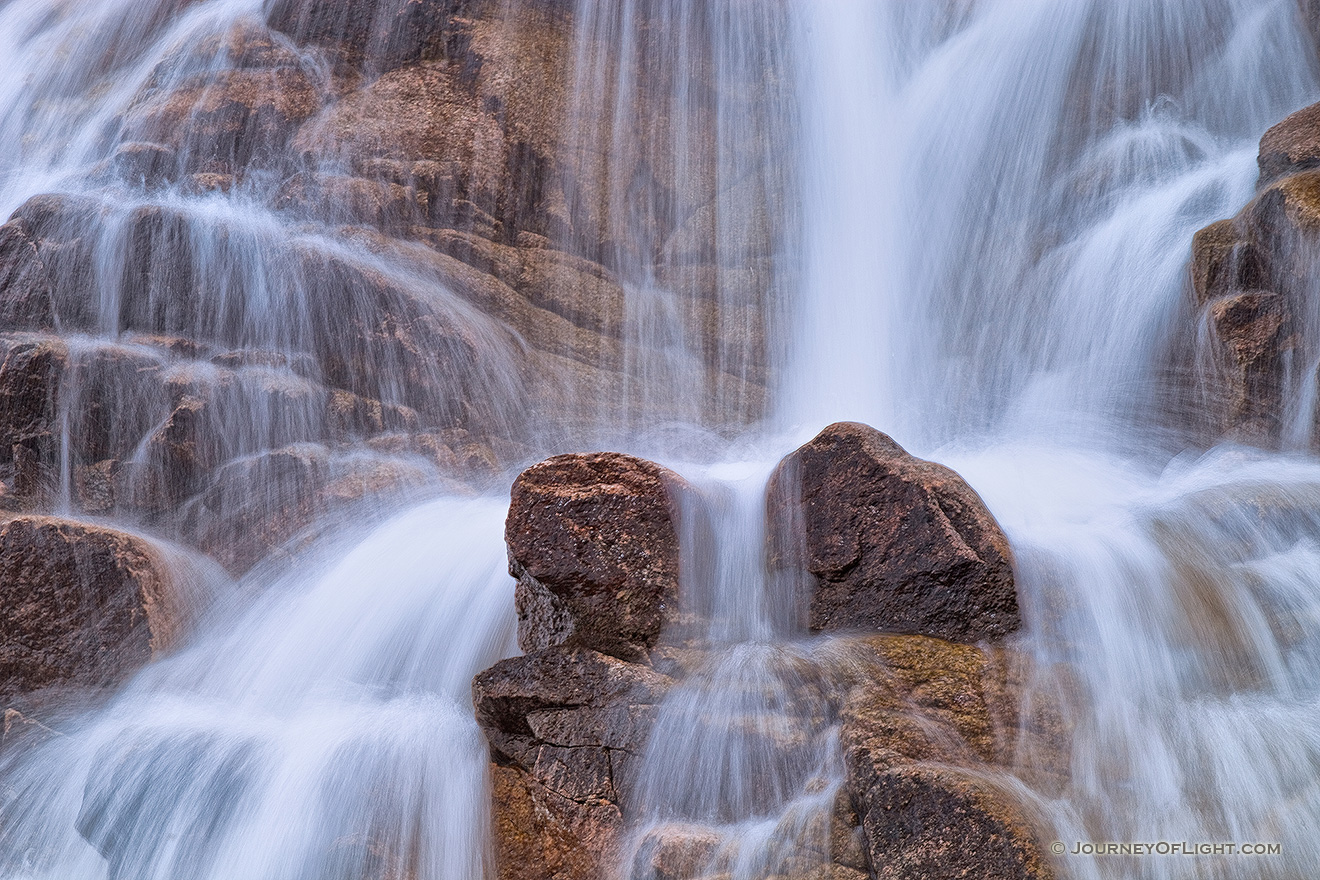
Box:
[491,762,620,880]
[1258,99,1320,185]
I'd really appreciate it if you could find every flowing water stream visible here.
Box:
[1,0,1319,877]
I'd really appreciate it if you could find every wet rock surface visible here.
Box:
[506,452,686,662]
[478,449,1058,880]
[0,516,181,702]
[768,421,1020,643]
[1183,100,1320,449]
[474,646,673,880]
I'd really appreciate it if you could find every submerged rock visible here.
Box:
[768,422,1019,643]
[0,516,181,700]
[505,452,686,662]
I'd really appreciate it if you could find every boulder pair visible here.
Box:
[474,421,1059,880]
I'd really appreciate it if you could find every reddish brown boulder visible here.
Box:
[1258,100,1320,185]
[0,516,181,700]
[505,453,685,662]
[768,422,1019,643]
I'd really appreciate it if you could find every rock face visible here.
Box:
[506,452,685,662]
[767,422,1019,643]
[0,516,181,701]
[1183,101,1320,448]
[834,636,1064,880]
[474,648,673,880]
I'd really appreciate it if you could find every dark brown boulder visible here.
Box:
[768,422,1019,643]
[505,452,685,662]
[0,516,182,700]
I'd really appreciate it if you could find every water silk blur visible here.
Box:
[0,1,1318,879]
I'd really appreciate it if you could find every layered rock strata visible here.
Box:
[0,1,778,578]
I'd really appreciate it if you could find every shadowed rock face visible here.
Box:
[768,421,1020,643]
[0,516,181,702]
[506,452,686,663]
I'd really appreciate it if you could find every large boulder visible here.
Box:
[767,422,1019,643]
[505,452,686,662]
[0,516,183,701]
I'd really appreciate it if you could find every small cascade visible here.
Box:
[0,497,515,879]
[618,461,845,880]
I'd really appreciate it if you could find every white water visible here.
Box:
[0,0,1319,878]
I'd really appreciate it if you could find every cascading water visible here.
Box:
[1,0,1320,878]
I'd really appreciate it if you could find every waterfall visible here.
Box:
[0,0,1318,878]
